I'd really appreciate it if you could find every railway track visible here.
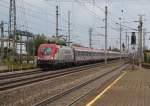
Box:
[34,63,129,106]
[0,60,116,80]
[0,61,118,91]
[0,63,103,80]
[0,68,43,80]
[142,63,150,69]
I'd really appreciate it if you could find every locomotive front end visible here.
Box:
[37,44,58,67]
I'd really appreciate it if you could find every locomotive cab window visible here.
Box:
[41,48,52,55]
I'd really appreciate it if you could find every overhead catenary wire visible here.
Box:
[0,0,142,49]
[74,0,137,46]
[81,0,138,32]
[0,0,122,33]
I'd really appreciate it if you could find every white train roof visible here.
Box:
[72,46,129,54]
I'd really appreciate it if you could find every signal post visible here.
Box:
[131,32,136,70]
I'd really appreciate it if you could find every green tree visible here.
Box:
[0,47,13,61]
[28,34,47,56]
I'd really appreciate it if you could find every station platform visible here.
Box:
[84,66,150,106]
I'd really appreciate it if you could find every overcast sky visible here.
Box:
[0,0,150,49]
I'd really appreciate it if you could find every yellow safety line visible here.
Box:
[86,71,127,106]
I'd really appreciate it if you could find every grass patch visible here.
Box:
[4,59,35,71]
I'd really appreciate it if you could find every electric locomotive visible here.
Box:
[37,44,74,67]
[37,43,127,67]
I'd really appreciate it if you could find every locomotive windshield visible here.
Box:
[41,48,51,55]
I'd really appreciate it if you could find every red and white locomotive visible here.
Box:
[37,43,127,67]
[37,44,74,66]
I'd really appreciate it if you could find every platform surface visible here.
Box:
[87,67,150,106]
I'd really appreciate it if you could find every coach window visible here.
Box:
[79,51,81,56]
[86,52,88,56]
[82,52,84,56]
[88,52,90,56]
[76,51,78,56]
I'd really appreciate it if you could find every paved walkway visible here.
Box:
[87,67,150,106]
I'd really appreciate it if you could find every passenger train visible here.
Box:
[37,43,128,67]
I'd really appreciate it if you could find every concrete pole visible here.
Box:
[20,33,22,64]
[32,36,35,65]
[128,36,129,53]
[119,18,122,62]
[138,15,144,70]
[139,16,143,62]
[9,0,17,62]
[125,31,128,52]
[105,6,108,64]
[0,21,4,63]
[27,32,29,63]
[89,28,93,48]
[68,10,71,46]
[143,28,146,50]
[56,5,59,37]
